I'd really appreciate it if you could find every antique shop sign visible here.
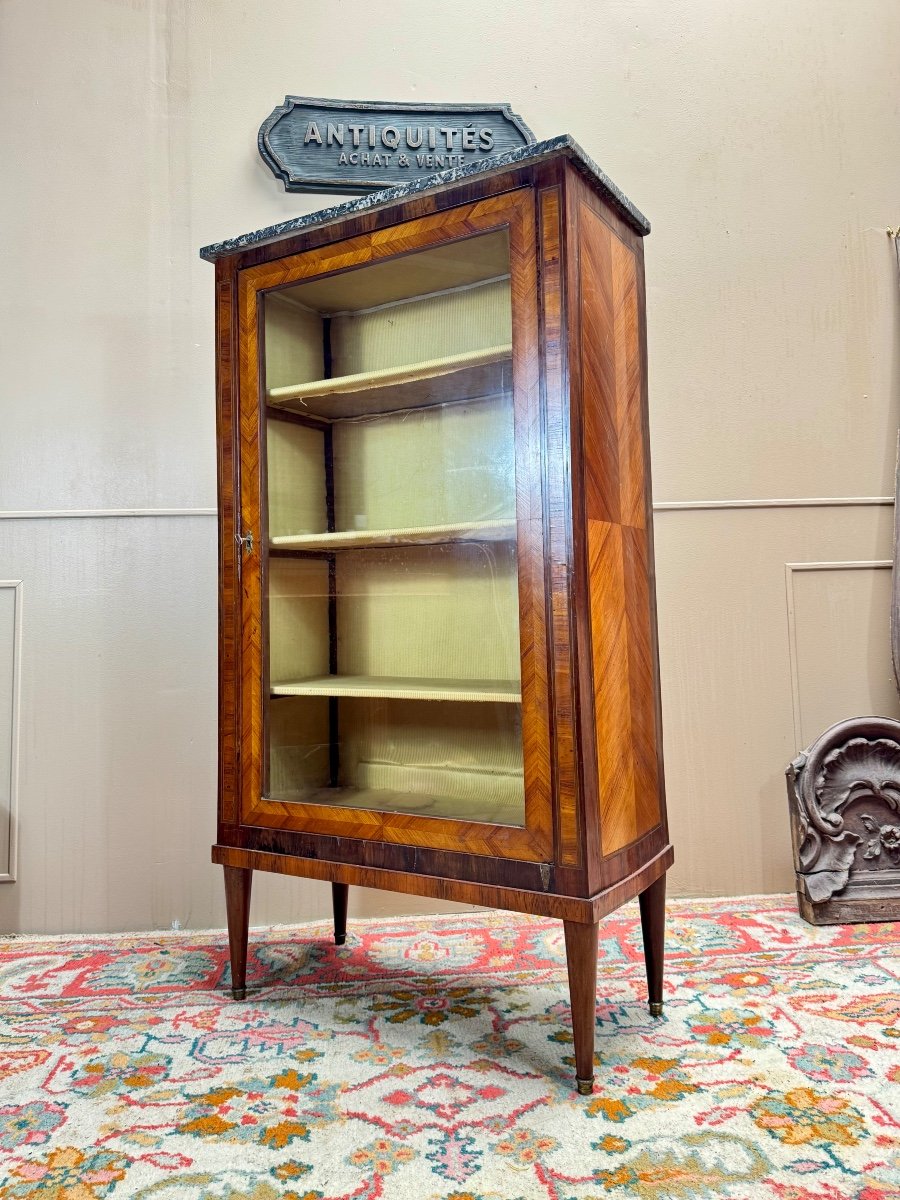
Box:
[258,97,535,193]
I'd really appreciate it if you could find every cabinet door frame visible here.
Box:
[233,187,553,862]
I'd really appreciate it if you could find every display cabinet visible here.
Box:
[200,136,673,1093]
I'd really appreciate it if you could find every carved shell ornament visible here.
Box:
[816,738,900,818]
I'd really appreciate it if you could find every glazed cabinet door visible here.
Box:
[231,189,552,862]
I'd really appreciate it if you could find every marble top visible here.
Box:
[198,134,650,262]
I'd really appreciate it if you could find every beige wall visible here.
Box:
[1,0,898,931]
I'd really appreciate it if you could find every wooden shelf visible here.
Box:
[272,784,525,826]
[267,343,512,420]
[271,675,522,703]
[270,518,516,553]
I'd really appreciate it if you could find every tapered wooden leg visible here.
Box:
[563,919,599,1095]
[331,882,349,946]
[639,872,666,1016]
[223,866,252,1001]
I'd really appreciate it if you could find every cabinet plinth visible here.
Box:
[202,140,672,1091]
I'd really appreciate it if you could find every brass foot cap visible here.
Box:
[576,1077,595,1096]
[334,933,347,946]
[231,987,246,1001]
[649,1001,664,1017]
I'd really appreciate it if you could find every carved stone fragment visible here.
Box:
[786,717,900,924]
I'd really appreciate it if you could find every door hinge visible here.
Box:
[539,862,551,891]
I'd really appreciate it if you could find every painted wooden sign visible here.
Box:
[258,97,535,193]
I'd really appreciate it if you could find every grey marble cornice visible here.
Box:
[198,134,650,262]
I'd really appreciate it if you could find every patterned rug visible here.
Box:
[1,896,898,1199]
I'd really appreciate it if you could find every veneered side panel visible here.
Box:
[577,201,662,859]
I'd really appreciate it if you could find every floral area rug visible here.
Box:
[0,896,899,1199]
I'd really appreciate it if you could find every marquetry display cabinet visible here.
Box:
[201,137,673,1093]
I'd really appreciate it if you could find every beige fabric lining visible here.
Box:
[335,544,521,682]
[346,701,524,809]
[266,420,327,538]
[268,558,329,684]
[341,695,523,784]
[268,696,330,794]
[331,280,511,376]
[273,228,510,315]
[268,695,525,825]
[263,294,323,390]
[333,397,516,533]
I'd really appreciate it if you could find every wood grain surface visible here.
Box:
[576,199,663,860]
[215,259,240,830]
[539,182,582,872]
[212,842,673,924]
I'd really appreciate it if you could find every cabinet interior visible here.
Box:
[262,228,526,826]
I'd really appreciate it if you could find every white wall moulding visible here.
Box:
[654,497,895,512]
[0,500,891,522]
[0,581,22,883]
[0,509,218,521]
[785,561,898,753]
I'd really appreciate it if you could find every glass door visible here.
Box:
[237,191,551,860]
